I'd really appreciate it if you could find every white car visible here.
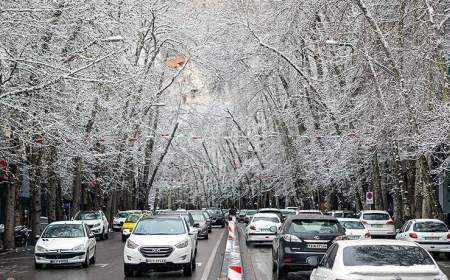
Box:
[338,218,371,240]
[311,239,448,280]
[245,213,282,245]
[112,210,136,231]
[330,210,355,218]
[358,210,395,238]
[73,210,109,240]
[396,219,450,257]
[34,221,96,269]
[123,216,197,277]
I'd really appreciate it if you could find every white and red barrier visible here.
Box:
[221,217,242,280]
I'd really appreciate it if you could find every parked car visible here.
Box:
[296,209,323,215]
[285,207,298,211]
[206,208,226,228]
[258,208,283,221]
[238,209,247,223]
[396,219,450,257]
[337,218,370,240]
[34,221,96,269]
[244,209,257,224]
[189,210,209,239]
[280,209,296,219]
[310,239,448,280]
[358,210,395,238]
[272,214,345,279]
[123,216,197,277]
[73,210,109,240]
[245,213,282,246]
[113,210,141,232]
[202,210,212,233]
[329,210,355,218]
[122,214,143,242]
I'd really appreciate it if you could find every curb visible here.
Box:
[220,218,243,280]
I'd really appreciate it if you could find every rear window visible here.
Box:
[126,215,140,223]
[246,210,257,215]
[341,221,365,229]
[414,222,448,232]
[290,219,343,234]
[343,245,434,266]
[190,212,206,222]
[253,217,280,223]
[363,213,390,220]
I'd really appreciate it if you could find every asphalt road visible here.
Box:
[0,228,226,280]
[237,223,450,280]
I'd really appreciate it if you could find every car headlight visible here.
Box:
[35,245,48,253]
[92,223,101,228]
[126,240,139,249]
[72,244,85,251]
[175,239,189,249]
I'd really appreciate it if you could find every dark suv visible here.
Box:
[206,208,225,228]
[271,214,345,279]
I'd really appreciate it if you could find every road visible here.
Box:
[0,228,225,280]
[237,224,450,280]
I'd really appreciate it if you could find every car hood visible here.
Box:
[37,237,87,250]
[129,234,188,246]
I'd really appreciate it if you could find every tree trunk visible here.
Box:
[72,157,82,218]
[372,152,384,210]
[419,154,442,218]
[4,181,16,249]
[47,146,57,223]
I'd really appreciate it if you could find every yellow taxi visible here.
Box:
[121,213,142,242]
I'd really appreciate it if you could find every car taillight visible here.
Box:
[282,234,302,243]
[364,232,371,239]
[386,219,394,225]
[361,220,368,225]
[250,225,256,230]
[283,256,294,263]
[447,233,450,239]
[409,232,418,239]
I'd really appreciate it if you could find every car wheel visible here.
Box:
[124,264,134,277]
[82,250,90,268]
[183,260,193,276]
[221,222,225,228]
[90,247,96,264]
[122,235,127,242]
[208,228,212,233]
[105,230,109,240]
[35,262,43,270]
[205,234,209,240]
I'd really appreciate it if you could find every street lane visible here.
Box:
[0,228,225,280]
[237,223,450,280]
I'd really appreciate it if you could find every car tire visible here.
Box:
[205,234,209,240]
[35,262,43,270]
[105,231,109,240]
[82,250,90,268]
[183,260,193,277]
[122,235,127,242]
[208,227,212,233]
[124,264,134,277]
[90,247,96,264]
[221,222,225,228]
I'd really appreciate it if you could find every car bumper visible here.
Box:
[211,218,224,225]
[124,246,192,265]
[280,249,326,272]
[417,242,450,252]
[247,233,276,242]
[198,228,209,237]
[35,252,86,264]
[367,229,395,237]
[125,262,188,272]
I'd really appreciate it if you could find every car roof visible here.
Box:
[288,214,337,221]
[253,213,280,218]
[337,218,361,222]
[144,215,183,220]
[258,208,281,212]
[360,210,389,214]
[297,209,321,212]
[49,221,85,225]
[335,239,420,248]
[331,210,353,213]
[157,211,189,216]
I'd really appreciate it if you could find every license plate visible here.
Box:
[50,259,68,264]
[146,258,166,264]
[307,244,327,249]
[425,237,440,240]
[259,228,270,232]
[372,224,384,228]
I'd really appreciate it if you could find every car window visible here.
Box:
[341,221,365,229]
[42,224,85,238]
[362,213,390,220]
[414,221,448,232]
[117,212,129,218]
[326,244,339,269]
[191,212,206,222]
[133,219,186,235]
[343,245,434,266]
[253,217,280,223]
[290,219,343,234]
[246,210,257,215]
[126,215,141,223]
[84,224,91,235]
[75,212,101,220]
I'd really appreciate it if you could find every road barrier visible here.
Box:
[221,217,242,280]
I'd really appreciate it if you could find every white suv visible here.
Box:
[123,216,197,277]
[73,210,109,240]
[358,210,395,238]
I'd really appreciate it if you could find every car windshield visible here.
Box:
[239,210,247,215]
[246,210,257,215]
[363,213,390,220]
[281,210,296,215]
[126,215,141,223]
[253,217,280,223]
[190,212,206,222]
[133,219,186,235]
[75,212,101,220]
[290,219,342,234]
[343,245,434,266]
[208,209,222,215]
[414,222,448,232]
[42,224,85,238]
[116,212,129,218]
[341,221,365,229]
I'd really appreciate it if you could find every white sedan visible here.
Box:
[245,213,281,245]
[34,221,96,269]
[338,218,371,240]
[310,239,447,280]
[396,219,450,257]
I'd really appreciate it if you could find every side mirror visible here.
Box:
[193,223,200,228]
[269,226,278,233]
[123,229,131,236]
[35,235,40,239]
[89,233,95,238]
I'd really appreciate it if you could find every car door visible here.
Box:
[84,224,96,254]
[312,244,339,280]
[184,219,196,255]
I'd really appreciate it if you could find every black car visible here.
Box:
[206,208,226,228]
[238,209,247,223]
[202,210,212,233]
[271,214,345,280]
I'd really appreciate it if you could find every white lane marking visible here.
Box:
[200,230,226,280]
[94,264,109,268]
